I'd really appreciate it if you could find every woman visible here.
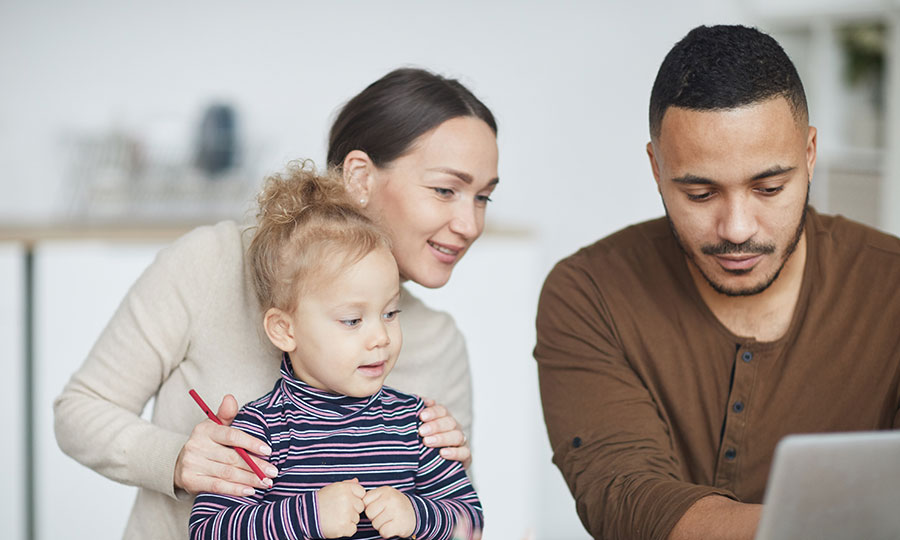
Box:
[54,67,499,539]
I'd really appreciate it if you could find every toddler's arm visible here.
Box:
[408,404,484,540]
[188,406,328,539]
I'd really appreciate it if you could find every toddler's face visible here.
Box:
[288,246,403,398]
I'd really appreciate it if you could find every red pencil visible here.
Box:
[188,389,267,482]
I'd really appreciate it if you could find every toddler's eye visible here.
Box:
[383,310,401,321]
[340,318,361,327]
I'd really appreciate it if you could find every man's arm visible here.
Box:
[669,495,761,540]
[535,257,735,539]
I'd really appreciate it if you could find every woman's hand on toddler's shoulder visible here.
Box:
[419,398,472,468]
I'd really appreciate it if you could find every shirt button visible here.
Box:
[733,401,744,413]
[572,436,582,448]
[742,351,753,362]
[725,448,737,460]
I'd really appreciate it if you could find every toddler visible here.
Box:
[189,162,482,539]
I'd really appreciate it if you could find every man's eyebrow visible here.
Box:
[671,166,797,186]
[751,165,795,181]
[671,174,715,186]
[426,167,500,187]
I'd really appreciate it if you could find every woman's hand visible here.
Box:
[418,398,471,468]
[174,394,277,496]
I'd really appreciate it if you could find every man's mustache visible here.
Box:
[701,240,776,256]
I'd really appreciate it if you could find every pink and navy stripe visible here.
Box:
[189,355,482,539]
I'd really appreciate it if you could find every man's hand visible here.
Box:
[419,398,471,468]
[363,486,416,539]
[174,394,276,496]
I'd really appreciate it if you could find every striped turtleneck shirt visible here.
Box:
[189,355,483,539]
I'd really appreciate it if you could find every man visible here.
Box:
[535,24,900,540]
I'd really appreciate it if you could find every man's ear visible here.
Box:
[806,126,818,182]
[646,141,662,188]
[342,150,376,208]
[263,307,296,353]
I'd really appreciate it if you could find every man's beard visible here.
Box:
[666,185,809,297]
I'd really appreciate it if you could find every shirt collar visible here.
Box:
[278,353,380,419]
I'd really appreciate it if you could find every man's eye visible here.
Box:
[686,191,713,201]
[340,318,361,327]
[757,186,784,196]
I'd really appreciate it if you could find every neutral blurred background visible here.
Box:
[1,1,898,538]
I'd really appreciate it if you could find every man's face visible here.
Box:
[647,97,817,297]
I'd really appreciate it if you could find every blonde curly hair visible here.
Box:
[247,160,391,313]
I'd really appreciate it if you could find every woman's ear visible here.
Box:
[263,307,296,353]
[342,150,376,207]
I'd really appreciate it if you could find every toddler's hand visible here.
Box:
[316,478,366,538]
[363,486,415,539]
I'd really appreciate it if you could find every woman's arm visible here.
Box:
[53,224,273,497]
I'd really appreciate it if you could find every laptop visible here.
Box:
[755,431,900,540]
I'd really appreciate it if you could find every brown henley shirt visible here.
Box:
[535,208,900,539]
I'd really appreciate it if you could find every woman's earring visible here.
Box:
[359,198,367,206]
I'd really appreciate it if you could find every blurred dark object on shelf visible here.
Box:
[194,103,239,177]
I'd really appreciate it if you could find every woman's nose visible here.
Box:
[449,202,480,240]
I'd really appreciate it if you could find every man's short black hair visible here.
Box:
[649,25,808,139]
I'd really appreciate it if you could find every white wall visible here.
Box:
[32,242,167,539]
[0,244,25,540]
[0,0,750,271]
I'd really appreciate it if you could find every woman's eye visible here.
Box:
[340,318,361,327]
[383,309,401,321]
[475,194,493,205]
[433,187,455,198]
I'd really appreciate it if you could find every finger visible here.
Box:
[380,519,406,540]
[370,512,389,531]
[352,497,365,515]
[422,397,436,407]
[420,413,458,436]
[204,442,276,478]
[419,403,447,423]
[364,497,384,519]
[362,488,381,506]
[209,424,272,457]
[439,445,473,468]
[348,482,367,499]
[216,394,239,426]
[210,459,274,489]
[179,440,273,489]
[198,475,265,497]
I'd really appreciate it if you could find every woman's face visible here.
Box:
[366,116,499,289]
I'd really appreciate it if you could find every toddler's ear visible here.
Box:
[263,308,296,353]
